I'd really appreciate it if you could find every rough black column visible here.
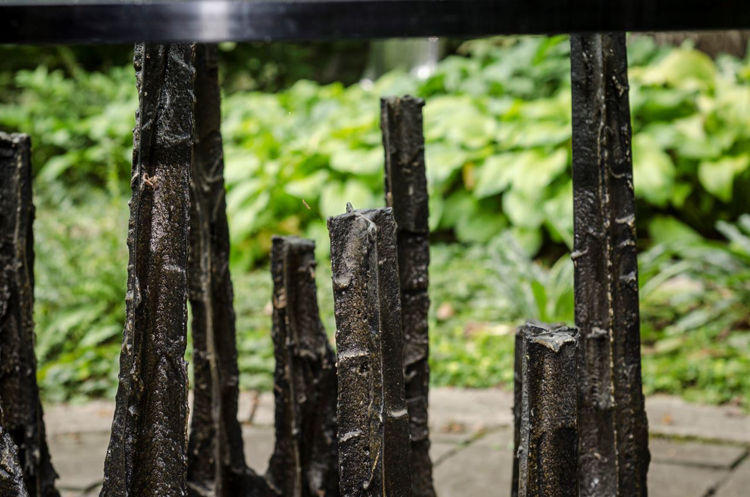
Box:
[570,32,650,497]
[266,236,338,497]
[186,44,273,497]
[1,406,30,497]
[328,206,411,497]
[0,132,60,497]
[100,43,195,497]
[380,96,434,497]
[511,329,522,497]
[516,323,578,497]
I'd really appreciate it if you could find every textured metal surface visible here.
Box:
[381,96,435,497]
[266,236,338,497]
[0,132,60,497]
[515,322,578,497]
[570,32,650,497]
[328,206,411,497]
[511,330,522,497]
[186,44,272,497]
[1,0,750,44]
[0,406,30,497]
[100,43,195,497]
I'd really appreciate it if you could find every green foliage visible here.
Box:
[639,216,750,407]
[3,36,749,268]
[1,36,749,405]
[34,191,127,402]
[27,187,750,406]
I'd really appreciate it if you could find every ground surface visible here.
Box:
[45,387,750,497]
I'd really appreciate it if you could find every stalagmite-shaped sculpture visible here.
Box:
[266,236,338,497]
[380,96,434,497]
[0,406,30,497]
[187,44,274,497]
[511,329,522,497]
[0,132,60,497]
[570,32,650,497]
[100,43,195,497]
[515,322,578,497]
[328,206,411,497]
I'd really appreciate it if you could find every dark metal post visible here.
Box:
[0,406,30,497]
[570,32,650,497]
[266,236,338,497]
[380,96,434,497]
[511,329,522,497]
[100,43,195,497]
[516,323,578,497]
[0,132,60,497]
[328,206,411,497]
[186,44,273,497]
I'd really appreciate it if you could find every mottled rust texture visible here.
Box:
[570,32,650,497]
[0,406,30,497]
[328,207,411,497]
[266,236,338,497]
[0,132,60,497]
[516,323,578,497]
[380,96,434,497]
[186,44,273,497]
[100,43,195,497]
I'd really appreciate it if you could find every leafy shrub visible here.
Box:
[1,36,749,403]
[2,36,749,268]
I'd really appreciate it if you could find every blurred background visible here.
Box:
[1,34,748,408]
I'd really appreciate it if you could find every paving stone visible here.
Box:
[647,395,750,444]
[714,458,750,497]
[428,388,513,435]
[44,401,114,436]
[246,391,275,426]
[433,440,513,497]
[48,431,108,491]
[42,388,750,497]
[650,437,747,469]
[472,428,513,451]
[430,442,461,465]
[648,462,728,497]
[241,425,275,473]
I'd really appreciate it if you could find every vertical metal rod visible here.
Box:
[186,44,273,497]
[511,329,522,497]
[380,95,435,497]
[0,406,30,497]
[0,132,60,497]
[100,43,195,497]
[570,32,650,497]
[328,206,411,497]
[266,236,338,497]
[516,322,578,497]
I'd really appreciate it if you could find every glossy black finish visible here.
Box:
[1,0,749,45]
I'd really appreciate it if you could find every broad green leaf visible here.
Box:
[543,180,573,248]
[454,209,507,243]
[319,180,376,219]
[632,134,676,207]
[425,142,468,187]
[502,188,544,229]
[475,148,568,199]
[636,48,716,91]
[698,155,749,202]
[285,170,330,198]
[329,147,382,175]
[648,216,703,246]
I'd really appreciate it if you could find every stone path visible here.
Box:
[45,388,749,497]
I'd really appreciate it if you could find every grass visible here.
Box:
[32,193,750,409]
